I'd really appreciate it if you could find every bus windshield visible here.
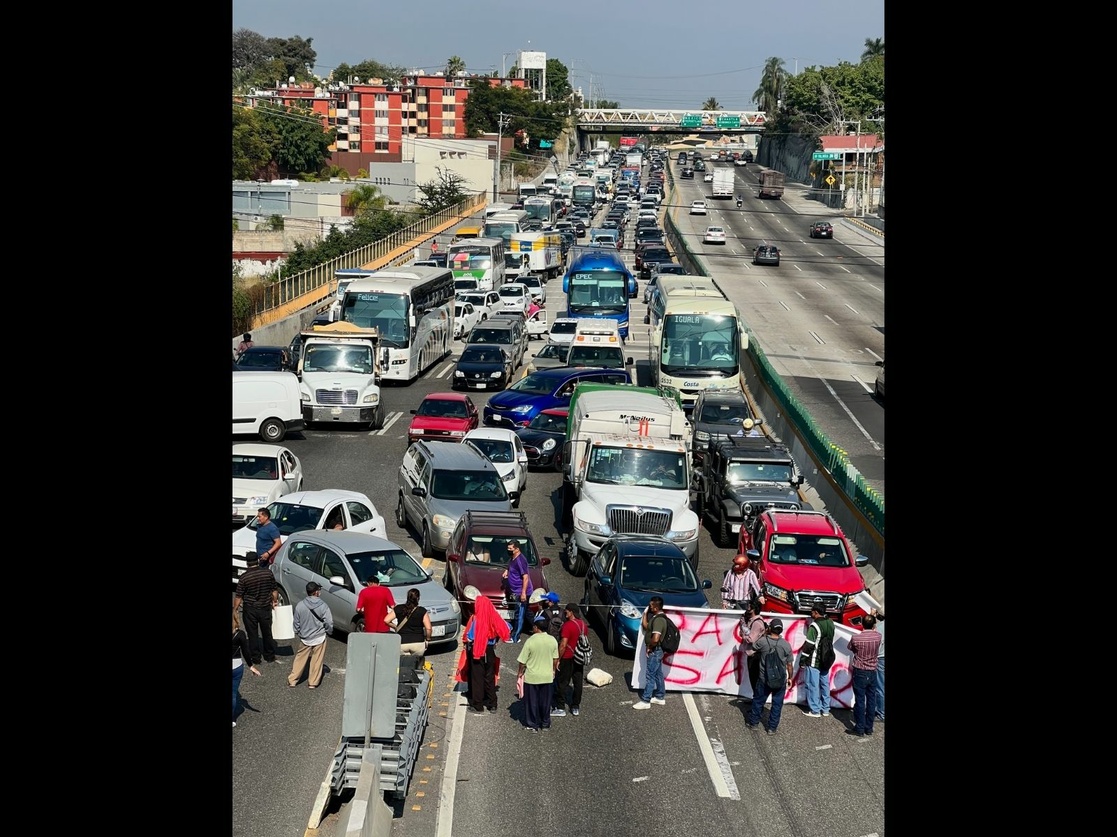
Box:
[341,292,410,346]
[568,272,628,314]
[524,202,552,222]
[483,222,517,243]
[659,314,738,375]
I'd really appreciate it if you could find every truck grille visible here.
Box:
[607,505,671,536]
[316,389,359,406]
[792,591,843,614]
[743,500,801,518]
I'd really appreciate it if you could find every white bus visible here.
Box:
[447,236,506,292]
[339,266,455,383]
[647,275,748,411]
[483,210,528,244]
[523,195,559,228]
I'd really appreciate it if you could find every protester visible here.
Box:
[356,573,396,633]
[233,613,261,727]
[554,603,589,717]
[232,552,279,665]
[386,588,432,657]
[846,613,882,737]
[799,601,836,718]
[517,614,560,732]
[633,596,669,710]
[872,608,885,722]
[464,586,510,713]
[745,617,794,735]
[236,332,254,358]
[720,553,763,610]
[501,539,534,642]
[739,598,767,698]
[288,582,334,689]
[254,508,283,568]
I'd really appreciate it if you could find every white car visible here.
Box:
[462,427,529,505]
[548,317,580,346]
[703,172,714,183]
[690,200,708,216]
[232,444,304,525]
[498,282,531,313]
[638,209,658,222]
[459,290,501,321]
[519,274,547,305]
[231,489,387,583]
[454,301,481,339]
[703,225,727,245]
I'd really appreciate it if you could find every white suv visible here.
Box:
[463,427,529,505]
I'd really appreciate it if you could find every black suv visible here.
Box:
[693,435,808,547]
[809,221,833,239]
[690,389,756,465]
[681,168,695,179]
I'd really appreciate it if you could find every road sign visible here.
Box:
[716,116,741,128]
[813,152,841,161]
[680,114,702,128]
[539,140,553,148]
[825,174,837,186]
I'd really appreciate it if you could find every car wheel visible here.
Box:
[395,493,407,528]
[354,615,366,634]
[276,586,290,607]
[421,523,435,558]
[260,418,286,443]
[717,508,730,547]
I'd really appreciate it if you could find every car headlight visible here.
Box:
[695,430,709,442]
[449,430,466,437]
[618,600,642,619]
[454,370,465,378]
[573,513,611,537]
[489,371,503,379]
[501,470,517,482]
[449,598,461,614]
[667,528,697,541]
[742,502,753,518]
[244,495,269,507]
[541,438,556,451]
[510,405,533,414]
[432,514,456,531]
[301,393,311,403]
[763,581,792,604]
[362,391,379,404]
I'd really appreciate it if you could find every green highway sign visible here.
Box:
[680,114,702,128]
[813,151,841,161]
[716,115,741,128]
[539,140,553,148]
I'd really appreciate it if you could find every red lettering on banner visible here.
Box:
[715,649,740,685]
[664,650,703,686]
[691,612,725,644]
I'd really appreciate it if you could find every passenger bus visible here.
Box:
[646,275,748,411]
[484,203,513,218]
[338,266,455,383]
[561,248,636,338]
[523,196,558,228]
[446,237,506,291]
[571,179,597,211]
[483,210,528,244]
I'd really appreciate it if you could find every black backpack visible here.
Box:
[762,639,787,688]
[816,623,836,673]
[545,605,564,640]
[656,613,681,655]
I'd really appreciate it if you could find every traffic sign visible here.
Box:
[813,152,841,161]
[680,114,702,128]
[825,174,837,186]
[539,140,553,148]
[716,115,741,128]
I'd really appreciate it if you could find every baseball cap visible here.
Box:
[533,614,548,626]
[768,617,784,632]
[543,591,560,604]
[306,581,322,594]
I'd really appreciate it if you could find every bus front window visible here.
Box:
[568,272,627,314]
[660,315,738,375]
[342,292,411,347]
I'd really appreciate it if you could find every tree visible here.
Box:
[345,184,388,217]
[753,57,786,113]
[463,80,568,150]
[415,167,473,213]
[590,99,619,109]
[861,38,884,61]
[264,35,317,82]
[702,97,721,110]
[446,56,466,78]
[232,105,278,179]
[332,59,404,84]
[256,103,334,176]
[545,58,572,103]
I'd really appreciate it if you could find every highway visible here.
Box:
[231,157,885,837]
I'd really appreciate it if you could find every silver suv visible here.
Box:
[396,441,513,557]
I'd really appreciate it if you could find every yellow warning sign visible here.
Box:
[825,175,836,186]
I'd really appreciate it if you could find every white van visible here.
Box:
[232,372,304,443]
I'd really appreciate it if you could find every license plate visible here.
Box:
[497,608,513,621]
[431,624,446,637]
[330,407,343,416]
[472,383,488,389]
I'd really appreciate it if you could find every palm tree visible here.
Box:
[345,184,386,216]
[446,55,466,78]
[702,97,721,111]
[861,38,884,60]
[752,57,786,113]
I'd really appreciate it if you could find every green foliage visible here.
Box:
[861,38,884,61]
[768,59,884,136]
[545,58,572,103]
[332,59,405,84]
[464,80,568,149]
[264,35,317,83]
[446,56,466,78]
[232,106,278,179]
[265,214,285,231]
[415,168,471,213]
[590,100,619,109]
[753,57,786,114]
[702,97,721,110]
[255,103,334,177]
[345,184,387,217]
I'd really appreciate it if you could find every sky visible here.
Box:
[231,0,883,112]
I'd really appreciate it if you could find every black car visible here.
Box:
[638,246,674,280]
[514,407,570,470]
[423,252,449,268]
[571,218,587,236]
[235,346,295,372]
[452,344,514,392]
[681,168,695,179]
[809,221,833,239]
[752,245,781,266]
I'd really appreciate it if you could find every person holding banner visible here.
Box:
[740,599,767,697]
[846,613,882,737]
[745,617,794,735]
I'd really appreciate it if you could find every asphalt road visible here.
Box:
[231,167,885,837]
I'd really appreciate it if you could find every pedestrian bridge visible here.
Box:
[575,109,767,133]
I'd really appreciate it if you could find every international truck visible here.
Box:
[297,321,384,430]
[757,169,786,199]
[506,231,564,282]
[625,152,643,169]
[712,169,735,199]
[561,384,700,574]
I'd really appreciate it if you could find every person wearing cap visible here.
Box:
[462,586,510,713]
[236,332,254,359]
[739,598,767,698]
[555,603,590,717]
[720,553,763,610]
[517,613,560,732]
[745,617,794,735]
[233,551,280,665]
[799,601,836,718]
[356,572,396,633]
[846,613,882,737]
[288,581,334,689]
[501,539,534,642]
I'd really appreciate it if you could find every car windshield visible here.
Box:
[430,469,508,501]
[468,328,511,344]
[509,373,562,395]
[536,344,566,360]
[726,462,793,484]
[237,352,281,368]
[249,501,324,535]
[768,535,850,567]
[417,399,468,418]
[699,401,751,423]
[302,345,372,374]
[499,287,525,298]
[468,438,515,463]
[567,346,624,367]
[618,555,700,593]
[232,455,279,480]
[464,536,539,566]
[527,412,566,432]
[461,295,485,308]
[460,347,501,363]
[347,547,429,587]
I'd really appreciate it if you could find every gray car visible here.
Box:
[397,440,513,557]
[691,389,757,463]
[525,341,570,374]
[269,530,461,646]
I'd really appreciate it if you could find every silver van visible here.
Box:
[232,371,304,443]
[396,441,513,557]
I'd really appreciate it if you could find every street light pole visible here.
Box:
[493,112,511,202]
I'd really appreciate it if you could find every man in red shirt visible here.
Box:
[355,575,396,633]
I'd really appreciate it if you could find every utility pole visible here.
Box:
[493,112,511,202]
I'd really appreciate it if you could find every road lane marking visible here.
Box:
[865,347,883,361]
[779,300,791,311]
[809,331,825,345]
[372,411,405,436]
[435,690,467,837]
[845,303,860,315]
[684,693,739,800]
[436,361,454,378]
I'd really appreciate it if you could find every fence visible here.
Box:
[242,191,488,332]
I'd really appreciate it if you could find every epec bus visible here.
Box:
[561,248,636,339]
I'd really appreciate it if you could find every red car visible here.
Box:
[407,392,479,445]
[445,510,552,623]
[738,509,870,628]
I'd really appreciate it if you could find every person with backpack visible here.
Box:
[739,598,767,698]
[798,601,836,718]
[745,617,794,735]
[554,603,589,717]
[633,596,670,710]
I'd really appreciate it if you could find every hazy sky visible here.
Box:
[231,0,883,112]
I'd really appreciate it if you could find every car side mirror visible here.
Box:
[598,574,612,586]
[644,314,650,325]
[702,580,712,589]
[746,549,761,561]
[855,554,870,568]
[794,475,805,486]
[411,486,426,497]
[329,575,346,587]
[626,357,633,365]
[447,553,461,563]
[410,409,418,415]
[540,556,552,567]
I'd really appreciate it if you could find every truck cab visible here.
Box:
[296,321,383,430]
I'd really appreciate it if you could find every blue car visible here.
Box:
[483,367,631,428]
[582,535,712,656]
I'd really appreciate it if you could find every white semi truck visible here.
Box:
[297,321,384,430]
[712,168,735,199]
[561,384,700,574]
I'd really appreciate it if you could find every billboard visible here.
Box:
[518,50,547,70]
[619,137,638,147]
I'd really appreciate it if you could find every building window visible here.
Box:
[442,104,456,114]
[375,125,389,151]
[444,87,454,97]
